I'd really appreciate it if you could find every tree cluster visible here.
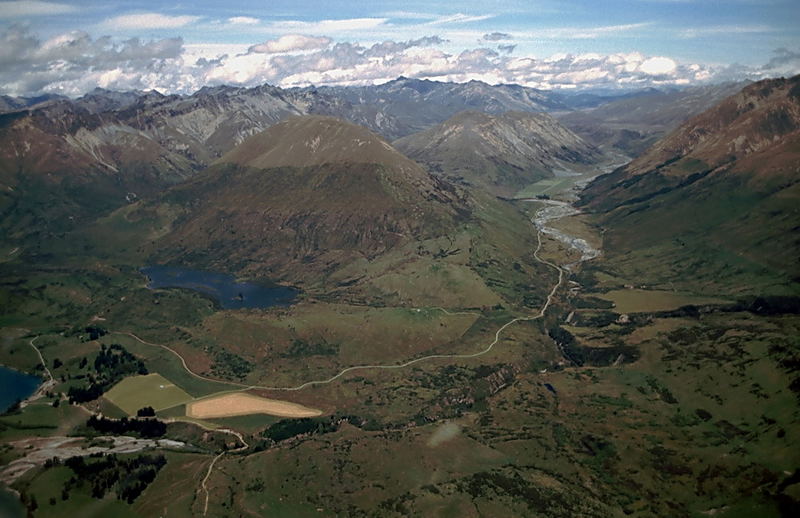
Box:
[67,343,147,404]
[87,415,166,438]
[61,453,166,503]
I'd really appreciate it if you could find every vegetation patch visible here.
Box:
[593,289,729,314]
[103,373,192,415]
[65,343,148,404]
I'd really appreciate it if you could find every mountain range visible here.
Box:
[557,81,749,156]
[580,75,800,294]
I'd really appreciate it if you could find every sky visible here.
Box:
[1,0,799,96]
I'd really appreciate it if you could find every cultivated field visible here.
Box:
[186,392,322,419]
[104,373,193,415]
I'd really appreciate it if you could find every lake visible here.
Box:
[141,265,298,310]
[0,366,41,413]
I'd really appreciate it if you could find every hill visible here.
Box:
[395,110,600,197]
[151,115,470,287]
[579,75,800,294]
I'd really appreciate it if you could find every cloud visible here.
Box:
[1,26,796,97]
[763,47,800,70]
[248,34,331,54]
[0,26,187,96]
[272,17,388,33]
[679,24,776,39]
[534,22,652,40]
[639,56,677,75]
[424,13,494,26]
[102,13,201,30]
[227,16,260,25]
[0,1,76,17]
[482,32,512,42]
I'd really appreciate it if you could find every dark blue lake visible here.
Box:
[0,366,41,413]
[141,265,298,310]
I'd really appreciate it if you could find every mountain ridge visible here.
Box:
[580,75,800,294]
[395,110,600,197]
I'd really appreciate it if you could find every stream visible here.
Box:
[530,199,601,269]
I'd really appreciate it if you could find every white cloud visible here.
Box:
[423,13,495,26]
[272,17,388,33]
[248,34,331,54]
[678,24,776,39]
[1,26,794,97]
[639,56,677,75]
[227,16,260,25]
[0,1,76,17]
[102,13,201,30]
[532,22,652,40]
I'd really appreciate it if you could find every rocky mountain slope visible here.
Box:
[308,77,570,140]
[558,82,748,156]
[395,110,599,197]
[579,75,800,294]
[0,78,588,245]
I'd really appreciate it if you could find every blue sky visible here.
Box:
[1,0,798,95]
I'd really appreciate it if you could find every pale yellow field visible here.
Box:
[186,392,322,419]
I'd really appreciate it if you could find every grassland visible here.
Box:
[104,373,193,415]
[514,177,577,198]
[593,289,730,313]
[2,165,798,518]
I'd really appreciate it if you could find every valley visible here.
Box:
[1,76,798,518]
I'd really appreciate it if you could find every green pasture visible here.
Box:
[103,373,193,416]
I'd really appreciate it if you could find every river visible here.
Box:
[529,199,601,269]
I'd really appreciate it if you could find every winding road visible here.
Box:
[12,195,599,516]
[116,198,597,396]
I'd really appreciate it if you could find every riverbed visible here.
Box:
[530,199,601,269]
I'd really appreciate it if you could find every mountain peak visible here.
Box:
[217,115,417,170]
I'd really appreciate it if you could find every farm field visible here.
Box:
[186,392,322,419]
[104,373,193,415]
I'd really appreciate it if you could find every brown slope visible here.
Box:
[394,110,600,197]
[154,116,468,282]
[0,104,194,242]
[579,75,800,294]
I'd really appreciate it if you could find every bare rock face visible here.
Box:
[395,110,600,197]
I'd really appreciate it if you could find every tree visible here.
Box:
[136,406,155,417]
